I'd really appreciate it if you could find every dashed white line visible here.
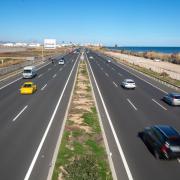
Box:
[118,73,122,76]
[100,67,103,70]
[53,74,57,78]
[48,68,51,71]
[24,51,80,180]
[59,68,62,71]
[12,105,28,122]
[113,81,118,87]
[152,99,167,110]
[105,73,109,77]
[38,74,43,78]
[86,53,134,180]
[41,84,47,91]
[127,99,138,111]
[112,67,115,71]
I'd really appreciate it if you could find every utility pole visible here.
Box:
[41,45,44,61]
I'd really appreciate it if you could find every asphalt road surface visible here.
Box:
[0,51,80,180]
[86,50,180,180]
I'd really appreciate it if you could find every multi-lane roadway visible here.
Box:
[0,51,80,180]
[0,48,180,180]
[86,50,180,180]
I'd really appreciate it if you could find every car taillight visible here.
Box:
[161,143,169,153]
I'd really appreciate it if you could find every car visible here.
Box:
[20,82,37,94]
[121,79,136,89]
[89,56,94,59]
[58,59,65,65]
[163,93,180,106]
[140,125,180,159]
[107,59,111,63]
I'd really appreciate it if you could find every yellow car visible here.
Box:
[20,82,37,94]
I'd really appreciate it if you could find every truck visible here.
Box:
[22,66,37,79]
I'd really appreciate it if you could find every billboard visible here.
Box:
[44,39,56,49]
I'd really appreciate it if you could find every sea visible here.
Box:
[107,47,180,54]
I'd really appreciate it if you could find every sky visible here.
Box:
[0,0,180,46]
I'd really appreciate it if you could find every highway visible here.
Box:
[86,50,180,180]
[0,51,80,180]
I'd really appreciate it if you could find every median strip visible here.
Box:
[52,59,112,179]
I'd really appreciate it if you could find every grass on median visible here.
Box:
[52,59,112,180]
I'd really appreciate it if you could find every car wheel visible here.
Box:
[154,150,160,159]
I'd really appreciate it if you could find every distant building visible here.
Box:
[28,43,41,48]
[44,39,56,49]
[14,43,27,47]
[3,43,14,47]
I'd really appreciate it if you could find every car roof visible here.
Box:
[154,125,180,138]
[124,79,134,82]
[168,92,180,96]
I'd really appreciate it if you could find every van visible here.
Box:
[23,66,37,79]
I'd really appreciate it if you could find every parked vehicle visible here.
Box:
[121,79,136,89]
[23,66,37,79]
[20,82,37,94]
[141,125,180,159]
[163,93,180,106]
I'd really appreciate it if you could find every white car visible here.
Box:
[107,59,111,63]
[121,79,136,89]
[58,59,64,65]
[89,56,94,59]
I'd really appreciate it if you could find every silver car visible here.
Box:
[121,79,136,89]
[163,93,180,106]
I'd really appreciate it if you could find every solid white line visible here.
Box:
[127,99,138,111]
[53,74,57,78]
[114,62,167,94]
[105,73,109,77]
[24,53,80,180]
[152,99,167,110]
[113,81,118,87]
[0,77,22,90]
[0,61,51,91]
[86,54,134,180]
[41,84,47,91]
[12,105,28,122]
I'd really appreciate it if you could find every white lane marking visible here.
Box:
[113,81,118,87]
[0,62,51,91]
[41,84,47,91]
[48,68,51,71]
[38,74,43,78]
[72,60,73,62]
[59,68,62,71]
[0,77,22,90]
[24,52,80,180]
[152,99,167,110]
[105,73,109,77]
[100,67,103,71]
[127,99,138,111]
[12,105,28,122]
[53,74,57,78]
[118,73,122,76]
[112,67,115,71]
[114,62,167,94]
[86,53,134,180]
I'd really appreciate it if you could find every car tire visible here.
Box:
[154,150,160,159]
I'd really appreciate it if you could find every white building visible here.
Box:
[44,39,56,49]
[3,43,14,47]
[28,43,41,48]
[14,43,27,47]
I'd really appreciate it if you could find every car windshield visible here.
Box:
[126,81,134,83]
[23,84,32,88]
[24,70,32,73]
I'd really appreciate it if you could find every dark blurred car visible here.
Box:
[141,125,180,159]
[163,93,180,106]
